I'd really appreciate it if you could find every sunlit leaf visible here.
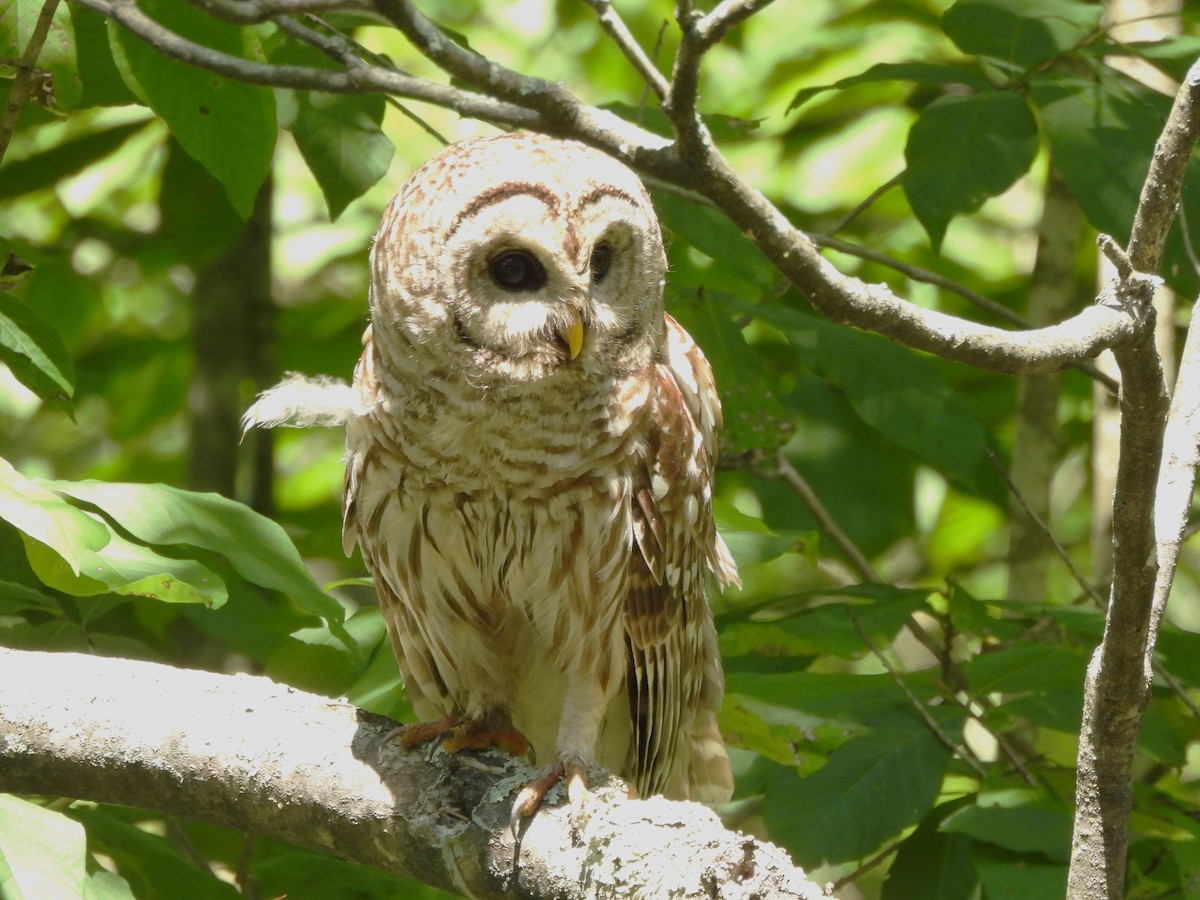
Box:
[107,0,275,217]
[0,0,81,109]
[0,292,75,407]
[24,527,227,606]
[0,461,108,577]
[0,795,92,900]
[42,480,347,631]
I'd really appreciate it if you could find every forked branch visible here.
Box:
[78,0,1155,374]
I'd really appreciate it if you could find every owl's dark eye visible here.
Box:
[589,243,613,283]
[488,250,546,291]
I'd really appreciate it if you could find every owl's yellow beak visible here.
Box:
[563,309,584,360]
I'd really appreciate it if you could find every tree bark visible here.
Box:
[0,649,828,900]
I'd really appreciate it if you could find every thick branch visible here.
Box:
[1066,55,1200,900]
[0,649,826,900]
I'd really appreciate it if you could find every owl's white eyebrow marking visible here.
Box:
[448,182,559,237]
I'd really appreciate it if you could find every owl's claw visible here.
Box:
[387,711,531,760]
[508,758,588,836]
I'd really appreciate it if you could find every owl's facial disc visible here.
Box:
[443,188,662,375]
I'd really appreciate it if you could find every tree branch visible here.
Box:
[1067,54,1200,900]
[0,649,828,900]
[85,0,1152,377]
[0,0,62,165]
[578,0,669,102]
[77,0,545,126]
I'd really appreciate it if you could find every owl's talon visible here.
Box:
[507,758,589,832]
[386,712,530,760]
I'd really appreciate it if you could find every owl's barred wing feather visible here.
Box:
[625,314,737,803]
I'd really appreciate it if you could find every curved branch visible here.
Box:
[88,0,1149,377]
[0,649,828,900]
[77,0,544,127]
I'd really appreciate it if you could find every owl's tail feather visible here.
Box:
[240,373,362,438]
[688,713,734,804]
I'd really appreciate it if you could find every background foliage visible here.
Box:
[3,0,1200,897]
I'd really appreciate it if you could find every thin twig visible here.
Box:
[192,0,371,23]
[831,171,904,234]
[984,446,1106,607]
[846,610,989,778]
[277,14,450,144]
[773,452,1037,785]
[693,0,778,48]
[776,451,880,583]
[0,0,61,166]
[578,0,669,101]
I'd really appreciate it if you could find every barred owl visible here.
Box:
[341,132,739,814]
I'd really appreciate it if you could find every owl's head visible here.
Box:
[369,133,667,384]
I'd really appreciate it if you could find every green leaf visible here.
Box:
[971,846,1068,900]
[84,868,138,900]
[942,798,1072,863]
[1031,70,1168,241]
[0,461,110,578]
[71,809,240,900]
[903,92,1039,251]
[668,293,794,456]
[252,844,447,900]
[107,0,275,217]
[0,795,92,900]
[70,5,139,107]
[883,802,978,900]
[42,480,347,631]
[290,91,394,220]
[712,499,815,569]
[0,0,82,109]
[942,0,1101,69]
[763,717,954,865]
[725,670,937,729]
[788,61,993,111]
[0,292,75,406]
[755,307,992,492]
[270,40,394,219]
[655,193,777,291]
[720,584,932,660]
[961,643,1087,696]
[24,526,228,606]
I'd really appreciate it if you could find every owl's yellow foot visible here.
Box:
[391,711,531,759]
[509,757,588,832]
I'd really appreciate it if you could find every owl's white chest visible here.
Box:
[346,368,651,768]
